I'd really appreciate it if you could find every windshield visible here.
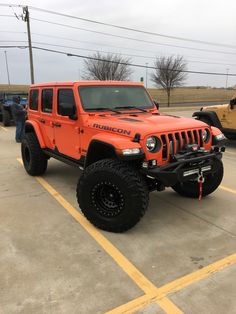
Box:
[79,85,154,111]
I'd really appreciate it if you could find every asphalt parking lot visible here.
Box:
[1,108,236,314]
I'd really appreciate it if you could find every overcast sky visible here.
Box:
[0,0,236,87]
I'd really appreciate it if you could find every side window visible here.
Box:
[57,89,76,116]
[42,89,53,113]
[29,89,39,110]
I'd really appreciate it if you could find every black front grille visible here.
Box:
[160,129,203,160]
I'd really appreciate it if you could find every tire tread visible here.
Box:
[21,133,47,176]
[77,159,149,232]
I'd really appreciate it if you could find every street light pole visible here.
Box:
[226,68,229,89]
[4,50,10,86]
[145,62,148,88]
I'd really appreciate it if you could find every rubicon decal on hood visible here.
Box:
[93,123,131,135]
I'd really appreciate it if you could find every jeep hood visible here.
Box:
[203,104,229,111]
[88,112,207,138]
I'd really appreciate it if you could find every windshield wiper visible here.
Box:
[86,107,122,114]
[115,106,148,112]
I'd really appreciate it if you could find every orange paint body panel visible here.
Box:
[27,81,222,165]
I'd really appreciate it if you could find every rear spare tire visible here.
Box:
[172,159,223,198]
[77,159,149,232]
[21,133,48,176]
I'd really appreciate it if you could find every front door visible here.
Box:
[53,88,80,160]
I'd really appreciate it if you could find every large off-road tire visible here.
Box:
[172,159,223,198]
[77,159,149,232]
[2,109,11,126]
[21,133,48,176]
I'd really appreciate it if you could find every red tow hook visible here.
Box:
[198,171,205,201]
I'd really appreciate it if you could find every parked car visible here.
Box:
[193,93,236,140]
[0,92,28,126]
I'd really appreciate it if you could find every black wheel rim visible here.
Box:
[91,181,124,217]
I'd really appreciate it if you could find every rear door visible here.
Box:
[53,88,80,159]
[28,89,40,122]
[39,88,55,149]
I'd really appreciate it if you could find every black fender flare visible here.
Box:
[192,111,222,129]
[85,139,144,168]
[85,140,117,167]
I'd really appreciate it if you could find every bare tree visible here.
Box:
[151,56,187,106]
[83,52,133,81]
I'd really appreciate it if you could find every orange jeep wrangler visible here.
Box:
[21,81,226,232]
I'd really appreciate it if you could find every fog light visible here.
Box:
[152,159,157,166]
[142,161,148,168]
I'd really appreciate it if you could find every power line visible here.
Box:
[0,4,22,7]
[0,14,15,17]
[2,39,236,67]
[27,5,236,49]
[0,45,27,48]
[30,17,236,57]
[28,42,236,67]
[0,40,27,42]
[30,45,236,76]
[22,32,236,64]
[0,30,227,61]
[1,30,236,65]
[2,11,236,57]
[1,44,236,76]
[32,32,162,56]
[1,4,236,51]
[0,30,24,33]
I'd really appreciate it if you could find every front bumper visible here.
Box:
[141,148,223,187]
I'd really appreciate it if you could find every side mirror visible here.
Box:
[230,98,236,109]
[59,102,77,120]
[154,100,159,110]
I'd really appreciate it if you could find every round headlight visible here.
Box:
[202,129,210,143]
[146,136,160,152]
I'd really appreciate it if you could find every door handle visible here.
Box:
[39,119,45,124]
[52,122,61,127]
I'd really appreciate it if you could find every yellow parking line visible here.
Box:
[106,293,183,314]
[17,158,182,314]
[108,252,236,313]
[18,157,236,314]
[105,294,152,314]
[153,252,236,300]
[0,126,8,132]
[106,294,183,314]
[220,185,236,195]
